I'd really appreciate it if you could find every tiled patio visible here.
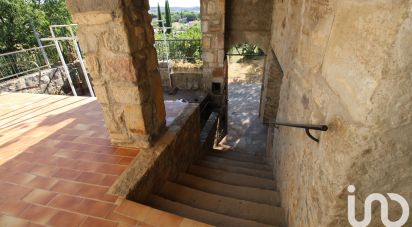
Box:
[0,93,207,226]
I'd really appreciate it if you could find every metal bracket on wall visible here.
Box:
[265,121,328,143]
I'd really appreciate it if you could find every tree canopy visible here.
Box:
[0,0,72,53]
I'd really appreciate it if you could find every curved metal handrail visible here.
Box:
[264,121,328,143]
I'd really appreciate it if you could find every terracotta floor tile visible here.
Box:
[26,222,45,227]
[50,180,84,195]
[22,189,57,205]
[76,184,117,203]
[118,157,134,166]
[0,172,36,185]
[115,200,151,221]
[113,148,139,157]
[48,194,83,211]
[0,215,29,227]
[54,157,80,169]
[26,176,58,190]
[29,165,58,177]
[52,168,82,180]
[19,204,58,224]
[143,208,183,227]
[0,200,30,216]
[80,217,117,227]
[0,94,190,227]
[0,182,32,200]
[106,211,138,225]
[14,153,40,163]
[76,172,105,185]
[8,161,36,173]
[75,161,102,172]
[75,199,114,218]
[100,175,118,187]
[47,210,87,227]
[95,164,125,176]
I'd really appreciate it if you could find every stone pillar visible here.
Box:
[66,0,165,148]
[201,0,226,93]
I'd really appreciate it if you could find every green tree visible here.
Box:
[157,3,163,28]
[164,0,172,34]
[0,0,72,53]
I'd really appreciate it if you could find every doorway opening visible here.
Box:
[220,43,267,155]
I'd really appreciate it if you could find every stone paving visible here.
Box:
[221,57,267,156]
[0,93,207,227]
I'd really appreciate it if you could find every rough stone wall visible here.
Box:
[201,0,226,92]
[225,0,273,52]
[67,0,166,148]
[0,67,65,95]
[269,0,412,226]
[260,50,283,122]
[159,63,203,90]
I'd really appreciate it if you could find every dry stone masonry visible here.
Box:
[67,0,166,148]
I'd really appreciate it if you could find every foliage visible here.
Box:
[232,43,265,59]
[0,0,72,53]
[154,22,202,63]
[176,21,202,40]
[164,0,172,34]
[157,3,162,28]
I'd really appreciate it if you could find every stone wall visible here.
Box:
[225,0,273,52]
[159,63,203,90]
[109,104,202,201]
[67,0,166,148]
[0,67,65,95]
[201,0,226,93]
[260,50,283,122]
[269,0,412,226]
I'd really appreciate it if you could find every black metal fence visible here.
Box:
[154,39,202,63]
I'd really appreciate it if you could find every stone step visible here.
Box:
[209,150,267,164]
[188,165,276,190]
[203,155,273,171]
[147,194,275,227]
[176,173,280,206]
[196,160,274,179]
[158,182,285,226]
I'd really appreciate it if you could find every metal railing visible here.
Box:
[155,39,202,62]
[0,45,59,81]
[265,121,328,143]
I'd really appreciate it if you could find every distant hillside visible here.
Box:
[150,6,200,13]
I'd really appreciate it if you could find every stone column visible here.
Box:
[201,0,226,93]
[66,0,165,148]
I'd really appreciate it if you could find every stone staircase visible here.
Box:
[146,150,286,226]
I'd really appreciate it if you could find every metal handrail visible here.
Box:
[265,121,328,143]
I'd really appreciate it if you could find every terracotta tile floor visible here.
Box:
[0,93,207,227]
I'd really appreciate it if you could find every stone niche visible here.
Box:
[268,0,412,226]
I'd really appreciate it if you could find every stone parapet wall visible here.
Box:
[0,67,65,95]
[269,0,412,226]
[109,104,202,201]
[159,63,203,90]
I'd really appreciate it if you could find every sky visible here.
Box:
[149,0,200,7]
